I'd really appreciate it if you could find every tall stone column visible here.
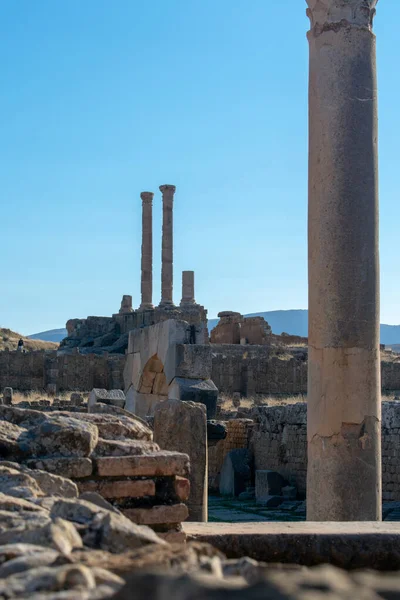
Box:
[159,185,176,306]
[140,192,154,310]
[180,271,196,306]
[306,0,381,521]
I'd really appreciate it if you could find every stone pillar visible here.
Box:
[159,185,176,306]
[119,295,133,314]
[180,271,196,306]
[139,192,154,310]
[154,399,208,522]
[306,0,381,521]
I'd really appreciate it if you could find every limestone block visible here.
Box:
[88,389,125,409]
[139,370,157,393]
[95,452,190,478]
[78,479,156,499]
[24,457,93,479]
[168,377,218,420]
[153,373,169,395]
[219,449,252,497]
[18,415,98,459]
[255,470,288,504]
[174,345,212,380]
[125,388,166,419]
[123,353,141,393]
[154,399,207,522]
[123,503,189,525]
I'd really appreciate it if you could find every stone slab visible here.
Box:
[123,503,189,525]
[77,479,156,499]
[183,522,400,569]
[24,457,93,479]
[95,452,190,478]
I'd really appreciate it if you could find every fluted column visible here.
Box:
[306,0,381,521]
[180,271,196,306]
[139,192,154,310]
[159,184,176,306]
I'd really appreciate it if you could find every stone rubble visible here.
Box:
[0,405,190,541]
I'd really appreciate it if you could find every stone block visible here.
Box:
[173,477,191,502]
[78,479,156,499]
[95,452,190,478]
[255,470,288,503]
[24,457,93,479]
[219,449,252,497]
[125,387,166,419]
[168,377,218,420]
[3,388,13,406]
[88,389,125,409]
[154,399,207,522]
[174,345,212,380]
[123,503,189,525]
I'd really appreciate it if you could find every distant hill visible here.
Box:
[0,328,58,352]
[28,328,67,343]
[208,310,400,346]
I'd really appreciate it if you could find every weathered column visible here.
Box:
[139,192,154,310]
[306,0,381,521]
[159,185,176,306]
[180,271,196,306]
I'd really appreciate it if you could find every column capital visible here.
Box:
[159,184,176,197]
[140,191,154,204]
[306,0,378,32]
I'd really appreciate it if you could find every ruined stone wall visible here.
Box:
[211,345,308,396]
[251,402,400,502]
[211,346,400,397]
[3,346,400,396]
[0,350,125,392]
[208,419,253,493]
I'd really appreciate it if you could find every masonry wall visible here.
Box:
[251,402,400,502]
[211,346,400,397]
[2,346,400,396]
[211,345,308,396]
[0,350,125,392]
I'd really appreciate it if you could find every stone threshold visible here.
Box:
[183,522,400,570]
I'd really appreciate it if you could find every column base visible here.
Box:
[158,301,176,308]
[138,303,154,311]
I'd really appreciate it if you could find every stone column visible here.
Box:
[306,0,381,521]
[180,271,196,306]
[159,185,176,306]
[139,192,154,310]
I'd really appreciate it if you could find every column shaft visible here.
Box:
[306,0,381,521]
[159,185,176,306]
[140,192,154,310]
[181,271,196,306]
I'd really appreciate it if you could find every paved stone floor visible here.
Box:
[208,495,400,522]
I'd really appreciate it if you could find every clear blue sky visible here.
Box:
[0,1,398,335]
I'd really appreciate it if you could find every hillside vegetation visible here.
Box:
[0,328,58,352]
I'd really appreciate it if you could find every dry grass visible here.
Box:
[0,328,58,352]
[12,391,88,404]
[219,394,306,411]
